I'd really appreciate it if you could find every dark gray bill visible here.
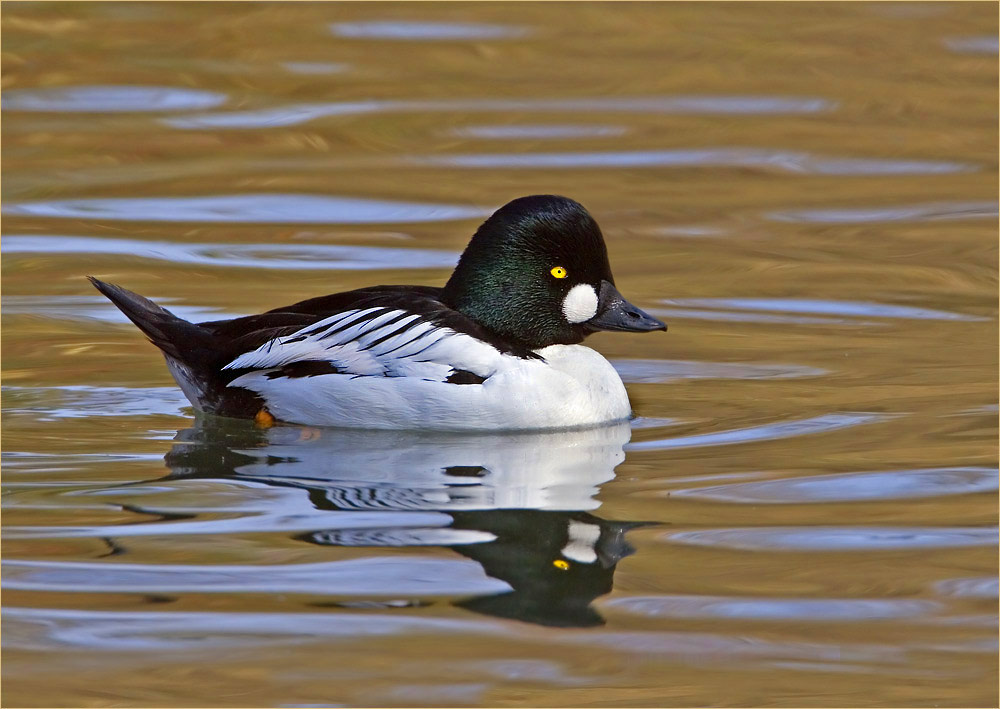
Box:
[586,280,667,333]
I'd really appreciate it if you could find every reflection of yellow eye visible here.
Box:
[553,559,570,571]
[550,266,568,279]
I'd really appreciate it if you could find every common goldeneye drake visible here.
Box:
[90,194,666,431]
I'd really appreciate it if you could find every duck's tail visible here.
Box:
[89,277,219,410]
[89,277,201,359]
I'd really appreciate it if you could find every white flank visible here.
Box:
[228,343,632,431]
[562,283,599,323]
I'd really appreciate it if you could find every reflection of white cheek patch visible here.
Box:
[561,520,601,564]
[562,284,598,323]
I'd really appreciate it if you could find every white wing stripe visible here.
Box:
[225,339,325,370]
[225,308,373,370]
[358,314,422,351]
[318,310,406,351]
[314,307,388,341]
[224,307,389,371]
[381,327,449,360]
[372,321,439,357]
[403,332,455,360]
[326,341,384,376]
[297,308,366,337]
[224,308,425,371]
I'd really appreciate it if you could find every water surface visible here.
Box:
[2,2,996,707]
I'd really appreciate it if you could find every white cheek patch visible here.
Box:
[562,283,599,324]
[560,520,601,564]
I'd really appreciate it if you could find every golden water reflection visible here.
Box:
[2,2,997,706]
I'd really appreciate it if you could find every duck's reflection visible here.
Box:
[163,418,644,627]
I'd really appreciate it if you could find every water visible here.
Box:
[2,2,996,706]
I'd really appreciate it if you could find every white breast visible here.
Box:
[228,342,632,431]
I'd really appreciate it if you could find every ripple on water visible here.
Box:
[933,577,999,599]
[450,124,629,139]
[663,526,999,551]
[647,307,863,326]
[3,386,191,420]
[627,413,887,452]
[673,466,999,503]
[2,85,228,112]
[415,149,972,175]
[768,201,998,223]
[2,194,487,224]
[459,659,585,686]
[605,595,941,622]
[629,416,684,431]
[656,297,986,323]
[568,629,906,671]
[651,224,729,238]
[3,503,457,540]
[2,452,166,475]
[943,36,999,54]
[329,20,530,40]
[1,556,510,596]
[612,358,826,383]
[3,605,910,673]
[163,96,833,129]
[2,606,510,652]
[2,296,232,324]
[3,235,459,270]
[280,62,350,75]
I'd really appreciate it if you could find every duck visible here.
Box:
[90,194,666,431]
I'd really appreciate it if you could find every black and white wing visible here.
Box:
[222,305,509,384]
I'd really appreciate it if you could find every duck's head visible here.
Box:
[442,195,666,349]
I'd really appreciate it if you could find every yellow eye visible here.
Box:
[553,559,570,571]
[550,266,568,279]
